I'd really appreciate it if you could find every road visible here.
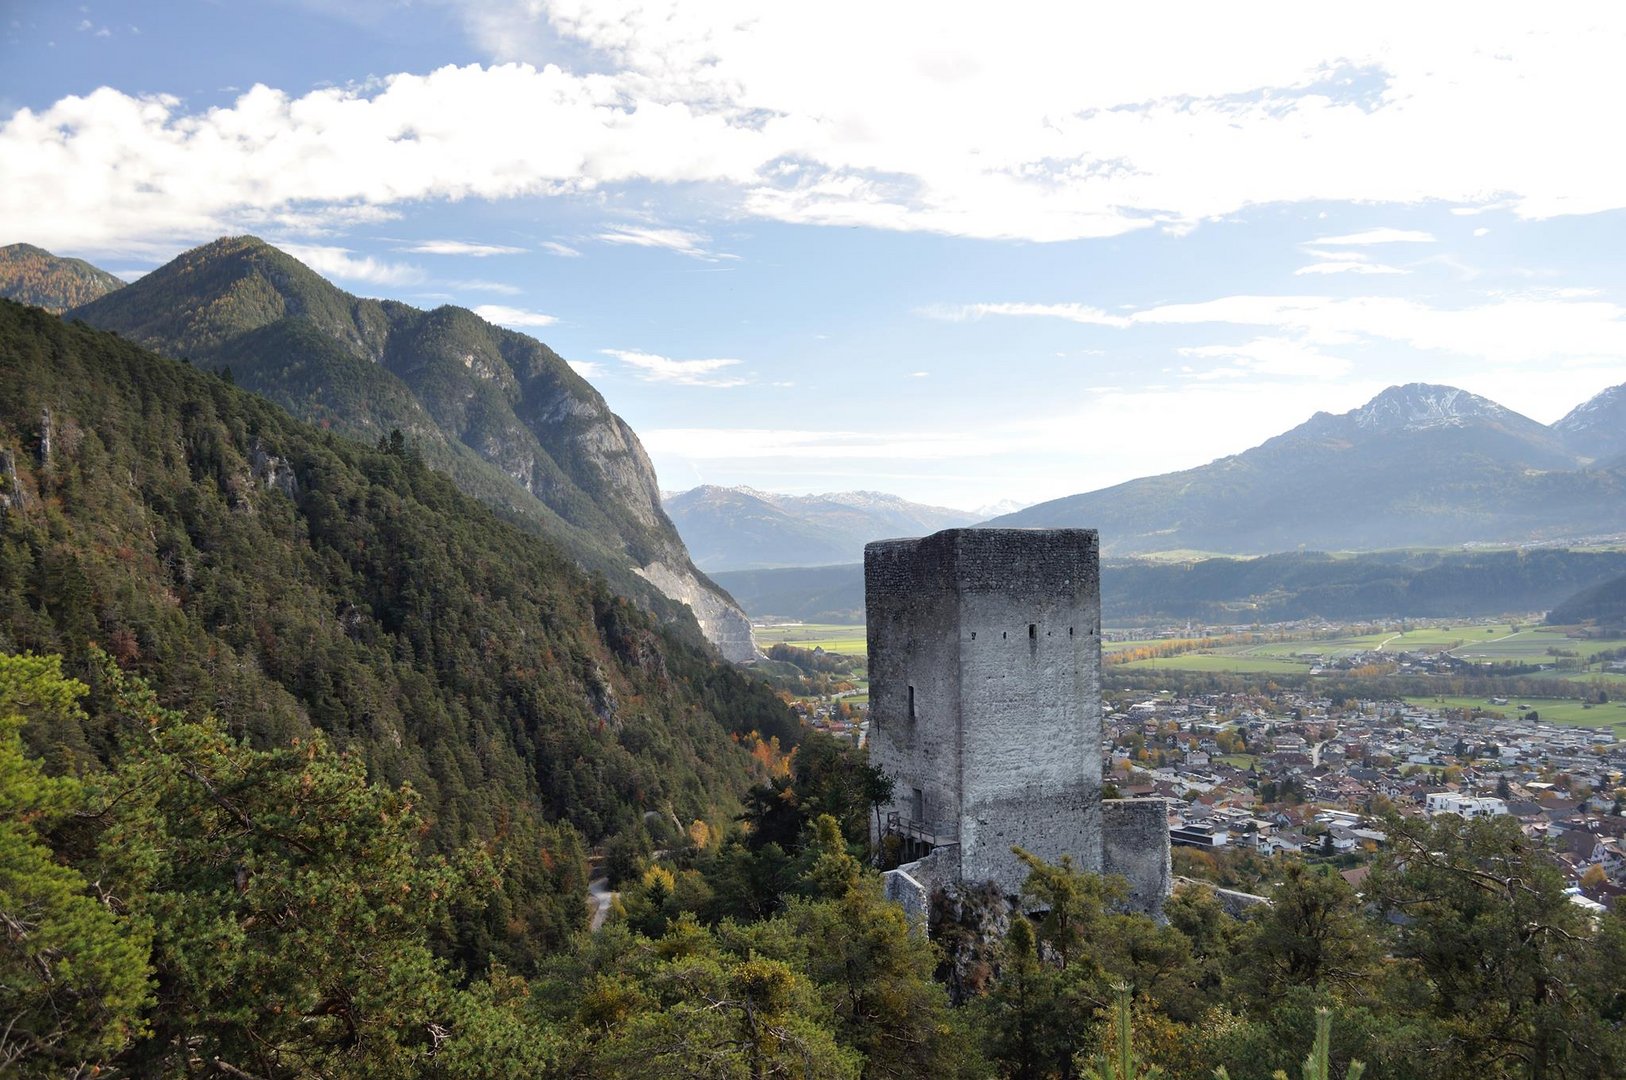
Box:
[588,876,616,931]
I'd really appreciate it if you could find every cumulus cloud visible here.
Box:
[473,303,558,327]
[280,243,424,285]
[403,239,525,255]
[603,348,747,386]
[12,7,1626,251]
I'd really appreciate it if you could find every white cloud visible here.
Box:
[541,240,583,257]
[908,370,929,377]
[14,8,1626,250]
[280,243,424,285]
[935,290,1626,370]
[1295,261,1407,275]
[449,278,522,294]
[922,301,1131,327]
[567,359,604,377]
[1473,226,1491,237]
[403,239,525,256]
[473,303,558,327]
[596,225,731,260]
[1313,228,1437,244]
[1178,336,1352,378]
[603,347,747,386]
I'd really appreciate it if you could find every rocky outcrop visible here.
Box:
[636,560,760,662]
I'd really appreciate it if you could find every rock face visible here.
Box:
[69,236,753,658]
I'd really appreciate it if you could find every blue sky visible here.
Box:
[7,2,1626,511]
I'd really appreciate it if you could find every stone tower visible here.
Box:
[867,528,1107,895]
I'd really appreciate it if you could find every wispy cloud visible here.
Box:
[402,239,525,256]
[567,359,604,378]
[603,348,747,387]
[473,304,557,328]
[449,279,522,295]
[596,225,734,261]
[1295,261,1407,275]
[541,241,583,258]
[280,244,424,286]
[920,301,1131,327]
[1313,228,1437,245]
[930,291,1626,369]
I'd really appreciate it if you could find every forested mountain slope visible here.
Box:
[67,237,755,659]
[0,241,126,312]
[0,300,793,851]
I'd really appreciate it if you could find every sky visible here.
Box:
[6,2,1626,512]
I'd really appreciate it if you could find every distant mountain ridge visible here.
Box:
[715,548,1626,626]
[60,236,755,659]
[663,484,981,570]
[989,381,1626,554]
[0,242,126,312]
[1553,383,1626,462]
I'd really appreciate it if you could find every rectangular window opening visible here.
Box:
[907,685,915,722]
[1028,623,1037,639]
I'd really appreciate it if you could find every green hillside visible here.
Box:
[69,237,755,659]
[0,300,793,850]
[0,242,126,312]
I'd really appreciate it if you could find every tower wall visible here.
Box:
[867,529,1105,896]
[953,530,1103,890]
[867,533,964,857]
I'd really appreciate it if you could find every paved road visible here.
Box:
[588,876,616,931]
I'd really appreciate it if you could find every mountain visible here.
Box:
[989,383,1626,554]
[663,484,979,570]
[715,548,1626,626]
[0,300,791,853]
[1553,382,1626,462]
[0,242,125,312]
[1547,571,1626,628]
[66,236,755,660]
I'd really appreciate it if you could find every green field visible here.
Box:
[754,623,869,656]
[1405,694,1626,738]
[1114,653,1309,674]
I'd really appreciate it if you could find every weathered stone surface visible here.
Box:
[1103,798,1173,917]
[867,527,1170,911]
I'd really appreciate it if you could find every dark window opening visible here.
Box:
[907,685,915,722]
[1069,627,1074,637]
[1002,631,1007,639]
[971,631,976,640]
[1029,623,1037,639]
[911,787,924,822]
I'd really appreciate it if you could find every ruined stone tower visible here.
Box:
[867,528,1169,910]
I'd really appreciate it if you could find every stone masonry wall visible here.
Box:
[954,530,1104,893]
[867,534,965,868]
[1102,798,1173,918]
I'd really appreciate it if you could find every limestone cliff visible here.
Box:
[69,237,754,658]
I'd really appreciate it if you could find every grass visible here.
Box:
[1405,694,1626,739]
[1113,653,1309,674]
[754,623,868,656]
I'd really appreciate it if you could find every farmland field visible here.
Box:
[1404,694,1626,739]
[754,623,869,656]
